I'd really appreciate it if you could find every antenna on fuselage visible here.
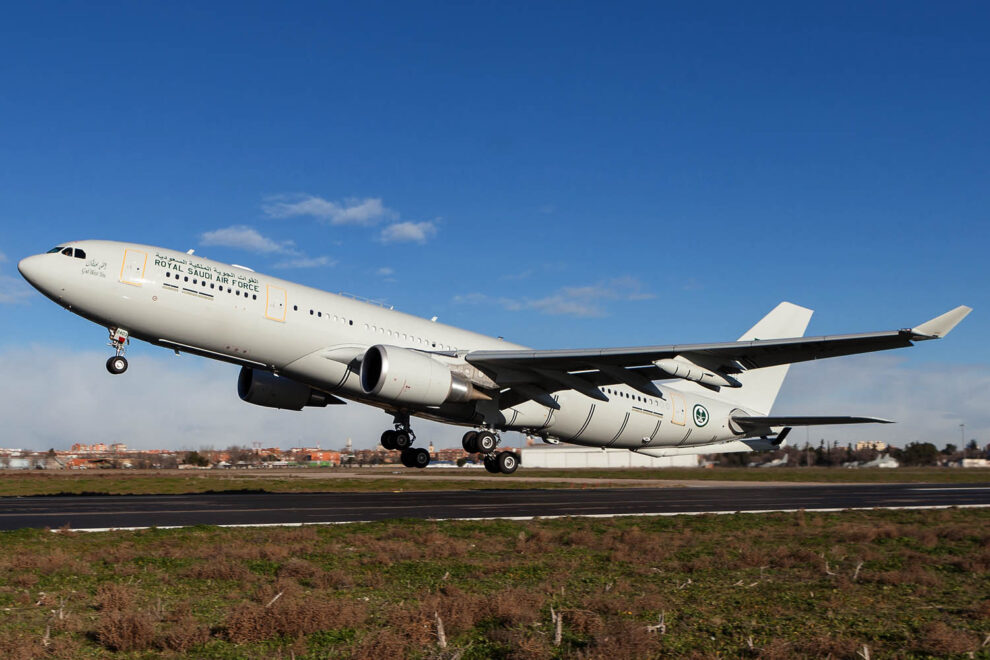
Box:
[186,249,195,255]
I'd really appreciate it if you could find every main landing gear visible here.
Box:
[105,328,130,375]
[379,413,431,469]
[462,429,519,474]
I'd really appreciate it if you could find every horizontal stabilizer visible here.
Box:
[912,305,972,339]
[634,437,780,458]
[732,415,893,429]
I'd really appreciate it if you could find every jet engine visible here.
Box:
[360,344,485,406]
[237,367,332,411]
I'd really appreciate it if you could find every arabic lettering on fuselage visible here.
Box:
[153,253,260,292]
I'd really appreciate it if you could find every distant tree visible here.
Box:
[901,442,939,466]
[184,451,210,467]
[964,439,980,457]
[942,443,958,455]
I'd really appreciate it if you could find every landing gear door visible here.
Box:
[265,285,287,322]
[119,249,148,286]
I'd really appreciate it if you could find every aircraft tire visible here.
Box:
[400,449,415,468]
[412,447,430,469]
[106,356,128,375]
[394,431,412,450]
[496,451,519,474]
[483,455,500,474]
[381,430,397,450]
[476,431,497,453]
[461,431,478,453]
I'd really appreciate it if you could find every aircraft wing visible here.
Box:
[730,415,894,429]
[465,305,971,408]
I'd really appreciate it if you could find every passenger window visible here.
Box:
[252,294,257,300]
[349,320,353,325]
[73,249,86,259]
[317,311,322,317]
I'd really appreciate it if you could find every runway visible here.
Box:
[0,482,988,531]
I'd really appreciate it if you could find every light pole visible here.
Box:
[960,423,966,447]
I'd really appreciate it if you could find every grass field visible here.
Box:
[0,467,987,498]
[0,508,986,659]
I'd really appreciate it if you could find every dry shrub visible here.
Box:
[96,609,157,652]
[352,628,412,660]
[968,599,990,620]
[756,637,794,660]
[514,528,555,553]
[872,562,942,588]
[278,557,323,582]
[157,615,210,652]
[224,594,368,643]
[576,617,661,659]
[4,549,90,577]
[322,568,355,589]
[485,588,545,626]
[379,603,436,648]
[915,621,981,655]
[10,573,38,589]
[419,585,487,634]
[183,559,251,581]
[95,583,135,611]
[793,634,860,658]
[0,630,46,660]
[487,627,555,660]
[561,529,598,547]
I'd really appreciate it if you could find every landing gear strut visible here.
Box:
[379,412,430,469]
[462,429,519,474]
[105,328,129,375]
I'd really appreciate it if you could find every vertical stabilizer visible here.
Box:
[719,302,813,415]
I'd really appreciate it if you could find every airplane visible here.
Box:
[18,240,970,473]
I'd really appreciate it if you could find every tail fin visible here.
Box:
[718,302,813,415]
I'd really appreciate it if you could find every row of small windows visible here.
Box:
[164,272,257,300]
[291,304,452,350]
[602,387,659,408]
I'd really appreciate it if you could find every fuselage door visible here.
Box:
[265,285,287,322]
[119,249,148,286]
[670,391,687,426]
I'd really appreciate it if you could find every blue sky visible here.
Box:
[1,2,987,450]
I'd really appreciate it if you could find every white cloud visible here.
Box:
[0,251,7,263]
[379,221,437,244]
[455,277,655,318]
[376,267,395,277]
[774,355,990,448]
[263,195,395,226]
[0,346,476,451]
[0,275,32,304]
[200,226,296,254]
[273,256,335,269]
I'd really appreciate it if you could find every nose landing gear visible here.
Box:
[379,412,431,469]
[105,328,130,375]
[462,429,519,474]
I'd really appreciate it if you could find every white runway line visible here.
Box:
[57,503,990,533]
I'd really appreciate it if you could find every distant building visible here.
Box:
[520,446,699,468]
[855,441,887,452]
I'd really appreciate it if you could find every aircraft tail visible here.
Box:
[718,302,813,415]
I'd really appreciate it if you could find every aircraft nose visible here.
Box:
[17,255,44,288]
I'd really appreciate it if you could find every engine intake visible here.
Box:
[237,367,331,411]
[360,344,485,406]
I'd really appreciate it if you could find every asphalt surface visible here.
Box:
[0,483,987,531]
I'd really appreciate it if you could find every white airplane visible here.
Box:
[18,240,970,473]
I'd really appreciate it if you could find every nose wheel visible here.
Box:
[106,356,128,374]
[105,328,130,375]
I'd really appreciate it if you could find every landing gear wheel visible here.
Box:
[483,454,500,474]
[462,431,478,453]
[393,431,413,450]
[475,431,498,453]
[106,356,128,375]
[496,451,519,474]
[381,430,397,450]
[410,447,430,469]
[400,449,415,468]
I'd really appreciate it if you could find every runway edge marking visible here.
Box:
[54,503,990,533]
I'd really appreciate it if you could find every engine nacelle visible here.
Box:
[360,344,483,406]
[237,367,331,411]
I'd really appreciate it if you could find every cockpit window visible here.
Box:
[73,249,86,259]
[47,247,64,254]
[61,248,73,256]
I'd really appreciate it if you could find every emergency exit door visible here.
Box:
[119,249,147,286]
[265,285,287,322]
